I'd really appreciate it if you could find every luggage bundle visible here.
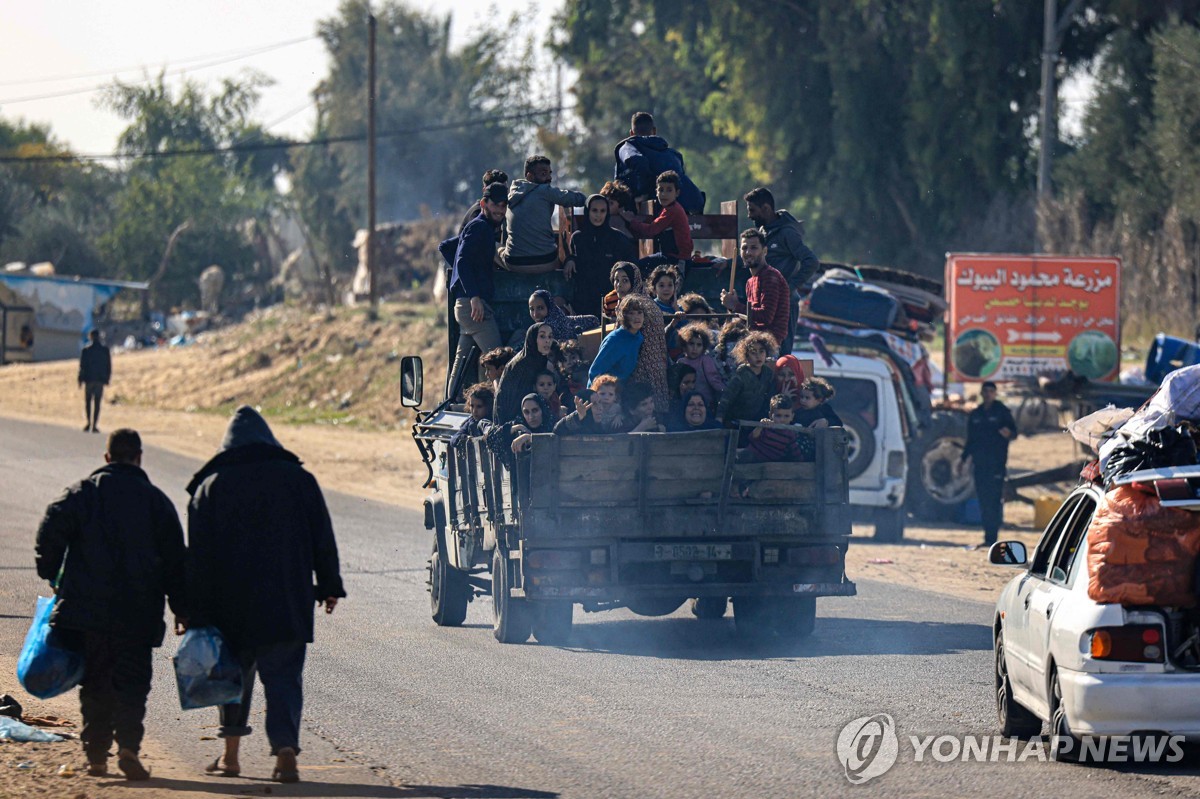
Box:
[1074,365,1200,606]
[807,271,902,332]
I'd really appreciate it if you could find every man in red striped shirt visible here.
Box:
[720,229,790,351]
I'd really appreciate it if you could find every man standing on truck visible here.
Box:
[744,187,820,356]
[961,381,1016,546]
[501,155,586,274]
[614,112,705,213]
[449,182,508,396]
[720,229,790,350]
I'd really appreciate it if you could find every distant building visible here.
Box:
[0,273,147,364]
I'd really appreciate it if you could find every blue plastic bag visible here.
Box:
[173,627,242,710]
[0,716,64,743]
[16,596,85,700]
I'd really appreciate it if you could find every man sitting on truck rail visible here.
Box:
[614,111,705,213]
[501,155,586,275]
[448,182,508,396]
[720,229,790,349]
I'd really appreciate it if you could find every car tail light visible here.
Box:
[1155,478,1197,502]
[887,451,906,478]
[526,550,583,570]
[1089,625,1164,663]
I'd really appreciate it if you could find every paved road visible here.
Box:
[2,416,1199,798]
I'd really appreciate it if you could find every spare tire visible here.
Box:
[840,413,877,480]
[906,410,973,521]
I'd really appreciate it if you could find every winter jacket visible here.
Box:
[35,462,185,647]
[962,401,1017,471]
[494,324,551,424]
[724,265,791,348]
[761,211,819,289]
[502,180,587,261]
[717,364,777,426]
[613,136,705,213]
[589,326,644,383]
[185,407,345,651]
[568,197,638,318]
[675,353,726,408]
[78,341,111,384]
[628,201,692,260]
[450,214,500,301]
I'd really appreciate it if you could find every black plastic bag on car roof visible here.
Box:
[1102,423,1199,487]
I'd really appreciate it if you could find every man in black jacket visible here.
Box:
[185,406,345,784]
[961,382,1017,546]
[744,188,820,356]
[35,428,186,780]
[78,329,112,433]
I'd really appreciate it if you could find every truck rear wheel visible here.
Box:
[531,602,574,645]
[429,534,470,627]
[492,548,531,644]
[691,597,728,619]
[906,410,973,521]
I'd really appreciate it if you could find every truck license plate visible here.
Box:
[653,544,732,561]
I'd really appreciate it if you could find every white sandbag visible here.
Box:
[1098,364,1200,471]
[1067,406,1135,451]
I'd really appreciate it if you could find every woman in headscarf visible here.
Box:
[528,289,598,343]
[485,392,555,471]
[667,391,722,432]
[568,194,637,318]
[494,323,555,423]
[603,261,639,317]
[627,269,671,413]
[775,354,809,401]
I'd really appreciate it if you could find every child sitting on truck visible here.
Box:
[620,171,693,272]
[716,331,778,444]
[793,376,843,429]
[480,347,516,393]
[623,380,664,433]
[676,324,726,407]
[534,369,564,421]
[450,382,495,450]
[737,394,804,464]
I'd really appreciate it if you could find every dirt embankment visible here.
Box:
[0,301,1080,600]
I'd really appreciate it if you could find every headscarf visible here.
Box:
[626,273,670,413]
[485,392,554,470]
[775,355,808,397]
[531,288,598,342]
[494,323,552,423]
[667,391,722,432]
[575,194,612,251]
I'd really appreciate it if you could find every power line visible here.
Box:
[0,36,318,106]
[0,105,573,164]
[0,34,318,87]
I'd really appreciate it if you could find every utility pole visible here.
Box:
[367,11,378,316]
[1036,0,1082,252]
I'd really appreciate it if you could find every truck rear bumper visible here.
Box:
[519,581,857,601]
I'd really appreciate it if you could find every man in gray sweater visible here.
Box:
[501,155,586,275]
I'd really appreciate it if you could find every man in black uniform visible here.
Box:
[961,381,1016,546]
[35,429,187,780]
[78,329,112,433]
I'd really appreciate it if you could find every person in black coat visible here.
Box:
[960,381,1017,546]
[185,406,345,783]
[78,329,112,433]
[35,428,185,780]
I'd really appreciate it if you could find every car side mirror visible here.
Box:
[988,541,1027,567]
[400,356,423,408]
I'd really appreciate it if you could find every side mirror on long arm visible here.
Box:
[400,356,424,408]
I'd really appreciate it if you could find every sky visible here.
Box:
[0,0,561,156]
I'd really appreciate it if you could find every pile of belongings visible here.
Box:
[1067,365,1200,606]
[804,265,946,341]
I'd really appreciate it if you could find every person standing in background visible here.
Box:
[78,329,111,433]
[961,381,1016,547]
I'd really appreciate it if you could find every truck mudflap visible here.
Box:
[517,580,857,600]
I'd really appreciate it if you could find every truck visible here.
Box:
[399,203,855,643]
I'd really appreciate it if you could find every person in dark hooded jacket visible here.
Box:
[565,194,637,318]
[744,187,820,356]
[614,112,704,213]
[185,406,345,784]
[35,428,185,780]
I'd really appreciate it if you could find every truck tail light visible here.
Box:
[1089,625,1164,663]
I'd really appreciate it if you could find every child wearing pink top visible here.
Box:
[675,324,726,406]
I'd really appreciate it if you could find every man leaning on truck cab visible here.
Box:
[448,182,508,396]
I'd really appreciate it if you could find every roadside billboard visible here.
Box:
[945,253,1121,383]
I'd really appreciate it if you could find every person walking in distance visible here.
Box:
[34,429,186,780]
[960,381,1017,546]
[78,329,111,433]
[185,406,346,784]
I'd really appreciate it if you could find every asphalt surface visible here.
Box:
[3,415,1200,798]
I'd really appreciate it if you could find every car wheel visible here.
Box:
[531,601,574,645]
[840,413,877,480]
[1049,669,1081,762]
[690,596,728,619]
[906,411,973,521]
[492,548,531,644]
[995,631,1042,738]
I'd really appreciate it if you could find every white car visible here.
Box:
[991,467,1200,759]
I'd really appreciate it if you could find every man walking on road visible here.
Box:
[961,381,1017,546]
[78,329,111,433]
[185,406,346,784]
[34,428,187,780]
